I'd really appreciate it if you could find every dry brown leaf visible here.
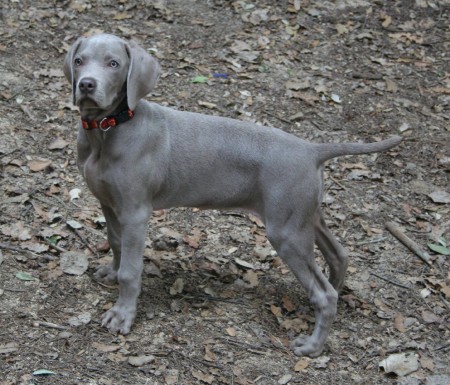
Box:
[226,327,236,337]
[113,12,132,20]
[394,313,407,333]
[280,318,309,333]
[419,354,435,371]
[1,221,32,241]
[381,15,392,28]
[243,270,259,288]
[270,304,282,317]
[191,369,215,384]
[48,137,69,150]
[28,158,52,172]
[128,355,155,367]
[203,344,218,362]
[169,278,184,295]
[421,310,440,324]
[282,295,296,312]
[92,342,120,353]
[294,358,309,372]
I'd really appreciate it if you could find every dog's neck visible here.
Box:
[80,97,133,131]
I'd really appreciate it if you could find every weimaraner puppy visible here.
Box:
[63,33,401,357]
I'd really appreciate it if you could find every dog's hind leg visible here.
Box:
[314,211,349,292]
[266,210,338,357]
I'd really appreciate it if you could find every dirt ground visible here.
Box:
[0,1,449,384]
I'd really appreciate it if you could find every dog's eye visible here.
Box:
[109,60,119,68]
[74,58,83,66]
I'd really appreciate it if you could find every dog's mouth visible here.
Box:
[77,97,105,120]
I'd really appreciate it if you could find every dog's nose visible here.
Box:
[79,77,97,94]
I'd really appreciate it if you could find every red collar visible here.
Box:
[81,108,134,131]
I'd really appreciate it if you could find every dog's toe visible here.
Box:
[101,306,135,335]
[94,264,118,284]
[291,336,325,357]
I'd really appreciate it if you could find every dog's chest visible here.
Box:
[78,143,119,206]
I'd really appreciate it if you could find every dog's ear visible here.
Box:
[126,41,161,110]
[63,37,84,104]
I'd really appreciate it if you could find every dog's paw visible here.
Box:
[101,305,135,335]
[291,336,325,358]
[94,264,118,284]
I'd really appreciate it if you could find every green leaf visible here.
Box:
[33,369,56,376]
[191,75,208,84]
[428,243,450,256]
[16,272,37,281]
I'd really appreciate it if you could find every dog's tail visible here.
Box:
[314,136,402,165]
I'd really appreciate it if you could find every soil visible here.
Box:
[0,1,449,384]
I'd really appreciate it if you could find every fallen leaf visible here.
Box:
[191,75,208,84]
[381,15,393,28]
[28,158,52,172]
[243,270,259,288]
[16,271,37,281]
[270,304,282,317]
[198,101,218,109]
[1,221,32,240]
[427,243,450,255]
[0,342,19,354]
[60,251,88,275]
[278,374,292,384]
[226,327,236,337]
[428,190,450,204]
[107,352,127,363]
[419,354,435,371]
[48,137,69,150]
[191,369,215,384]
[294,358,309,371]
[22,241,49,253]
[66,220,83,230]
[68,312,91,327]
[421,310,440,324]
[69,188,81,201]
[282,295,296,312]
[280,318,309,333]
[92,342,121,353]
[203,344,218,362]
[385,78,398,93]
[394,313,407,332]
[32,369,56,376]
[169,277,184,295]
[128,355,155,367]
[336,23,349,35]
[379,353,419,376]
[234,258,255,269]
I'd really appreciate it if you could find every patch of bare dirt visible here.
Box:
[0,1,449,384]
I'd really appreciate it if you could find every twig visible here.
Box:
[33,321,68,330]
[68,227,97,255]
[184,294,245,305]
[0,242,39,258]
[385,221,432,266]
[329,175,347,190]
[357,237,386,245]
[439,294,450,311]
[265,110,292,125]
[217,337,268,353]
[43,239,67,253]
[433,342,450,352]
[172,350,224,369]
[370,271,411,290]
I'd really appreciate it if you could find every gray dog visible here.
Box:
[63,34,401,357]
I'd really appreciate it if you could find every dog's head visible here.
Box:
[63,34,160,120]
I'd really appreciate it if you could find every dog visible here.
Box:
[63,33,401,357]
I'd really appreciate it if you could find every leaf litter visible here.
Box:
[0,0,449,384]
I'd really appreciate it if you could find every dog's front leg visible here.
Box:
[94,205,122,284]
[101,209,151,334]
